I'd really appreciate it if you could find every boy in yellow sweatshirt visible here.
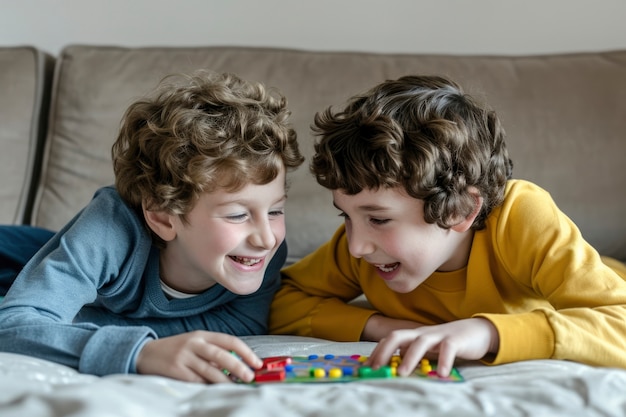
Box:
[269,74,626,378]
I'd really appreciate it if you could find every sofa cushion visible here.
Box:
[31,45,626,262]
[0,46,54,225]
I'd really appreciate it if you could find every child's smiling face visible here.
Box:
[332,186,475,293]
[155,168,287,296]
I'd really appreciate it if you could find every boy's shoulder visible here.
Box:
[502,179,551,201]
[488,179,559,230]
[93,184,119,199]
[91,185,132,211]
[77,185,143,231]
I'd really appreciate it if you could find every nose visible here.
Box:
[250,218,277,250]
[345,222,375,258]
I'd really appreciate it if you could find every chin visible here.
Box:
[227,279,264,296]
[385,279,419,294]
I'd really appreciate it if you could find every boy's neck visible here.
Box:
[437,229,475,272]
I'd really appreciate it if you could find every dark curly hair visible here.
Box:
[112,70,304,246]
[311,74,513,230]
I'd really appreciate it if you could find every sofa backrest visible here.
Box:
[0,46,54,225]
[30,45,626,262]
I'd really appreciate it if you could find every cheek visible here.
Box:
[377,230,408,256]
[273,220,287,241]
[388,228,432,259]
[388,240,412,259]
[202,224,240,251]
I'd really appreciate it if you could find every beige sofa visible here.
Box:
[2,45,625,264]
[1,45,626,416]
[0,46,54,225]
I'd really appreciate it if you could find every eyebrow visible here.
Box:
[218,194,287,207]
[332,201,390,212]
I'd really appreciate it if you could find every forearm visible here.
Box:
[270,284,376,340]
[476,306,626,369]
[0,309,155,375]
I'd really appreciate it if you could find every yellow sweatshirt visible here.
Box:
[270,180,626,368]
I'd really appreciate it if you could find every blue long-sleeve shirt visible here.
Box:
[0,186,284,376]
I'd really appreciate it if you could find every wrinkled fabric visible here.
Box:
[1,335,626,417]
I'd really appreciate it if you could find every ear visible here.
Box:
[450,187,484,233]
[143,204,177,242]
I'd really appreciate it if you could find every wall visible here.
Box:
[1,0,625,56]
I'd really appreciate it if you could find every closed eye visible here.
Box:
[337,211,388,225]
[269,209,285,218]
[226,213,248,222]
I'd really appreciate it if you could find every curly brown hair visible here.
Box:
[311,74,512,230]
[112,70,304,245]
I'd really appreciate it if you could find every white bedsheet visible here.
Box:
[1,335,625,417]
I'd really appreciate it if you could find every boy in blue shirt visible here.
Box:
[0,71,304,383]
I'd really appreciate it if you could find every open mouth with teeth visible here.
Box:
[374,263,400,273]
[230,256,262,266]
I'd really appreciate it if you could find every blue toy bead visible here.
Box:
[342,366,354,376]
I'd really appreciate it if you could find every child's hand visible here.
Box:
[135,331,263,383]
[366,318,499,377]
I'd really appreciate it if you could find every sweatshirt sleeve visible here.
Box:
[475,181,626,368]
[269,225,378,341]
[0,187,157,375]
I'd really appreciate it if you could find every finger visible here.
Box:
[221,353,257,383]
[196,343,257,383]
[435,340,457,378]
[202,333,263,370]
[366,340,396,368]
[188,358,235,384]
[163,356,232,384]
[227,340,263,371]
[396,335,437,376]
[366,330,408,369]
